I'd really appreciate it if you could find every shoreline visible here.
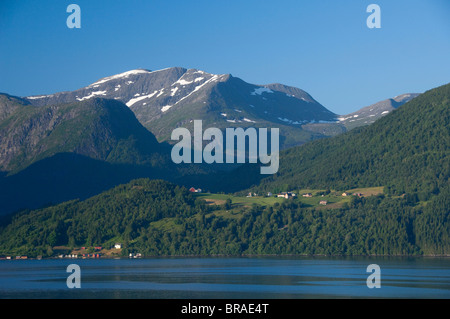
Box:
[2,253,449,261]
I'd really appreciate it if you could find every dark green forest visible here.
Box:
[0,179,447,258]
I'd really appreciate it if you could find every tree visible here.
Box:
[224,198,232,210]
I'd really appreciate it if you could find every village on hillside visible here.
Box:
[0,186,383,260]
[194,186,383,209]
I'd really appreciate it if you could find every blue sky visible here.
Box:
[0,0,449,114]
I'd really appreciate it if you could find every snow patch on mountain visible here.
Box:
[90,69,151,86]
[161,105,173,112]
[27,95,52,99]
[172,74,222,106]
[278,117,310,125]
[77,90,107,101]
[175,79,193,86]
[126,90,158,107]
[171,87,179,96]
[157,89,165,97]
[251,87,274,95]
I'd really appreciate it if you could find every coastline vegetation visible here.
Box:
[0,179,447,259]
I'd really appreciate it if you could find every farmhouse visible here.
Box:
[319,200,327,205]
[189,187,202,193]
[302,193,312,197]
[277,192,296,199]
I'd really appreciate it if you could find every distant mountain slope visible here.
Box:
[251,83,449,196]
[299,93,421,135]
[0,96,166,173]
[0,153,168,216]
[0,92,267,215]
[25,67,338,148]
[0,93,31,121]
[337,93,420,129]
[0,96,183,215]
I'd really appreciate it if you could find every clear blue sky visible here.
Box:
[0,0,449,114]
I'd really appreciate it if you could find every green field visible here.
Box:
[195,193,285,208]
[196,186,384,211]
[345,186,384,196]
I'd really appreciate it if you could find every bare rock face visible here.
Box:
[0,96,162,173]
[24,67,338,147]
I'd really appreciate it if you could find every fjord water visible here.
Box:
[0,257,449,299]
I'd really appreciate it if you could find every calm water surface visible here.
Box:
[0,256,449,299]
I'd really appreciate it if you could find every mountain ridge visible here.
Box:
[337,93,421,129]
[24,67,339,148]
[0,97,168,173]
[22,67,423,147]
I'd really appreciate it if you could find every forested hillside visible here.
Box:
[251,83,450,198]
[0,178,447,258]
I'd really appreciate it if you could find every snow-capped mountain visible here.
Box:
[25,67,338,148]
[338,93,421,129]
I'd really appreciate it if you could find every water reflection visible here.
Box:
[0,256,449,299]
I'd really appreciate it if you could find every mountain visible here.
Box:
[250,83,449,197]
[25,67,339,148]
[299,93,421,135]
[1,83,447,258]
[337,93,420,130]
[0,96,168,173]
[0,96,182,215]
[0,92,266,215]
[0,93,31,121]
[1,68,439,215]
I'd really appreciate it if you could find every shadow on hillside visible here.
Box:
[0,152,265,216]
